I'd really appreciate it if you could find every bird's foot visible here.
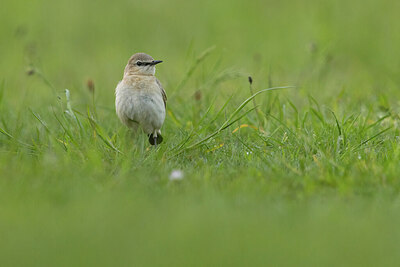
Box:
[148,133,163,146]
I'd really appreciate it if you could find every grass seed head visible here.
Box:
[194,90,202,101]
[87,79,95,93]
[26,67,35,76]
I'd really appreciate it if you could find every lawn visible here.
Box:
[1,0,400,266]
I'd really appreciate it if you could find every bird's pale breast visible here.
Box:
[115,76,165,134]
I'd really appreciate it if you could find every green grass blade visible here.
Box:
[218,86,294,132]
[352,127,392,151]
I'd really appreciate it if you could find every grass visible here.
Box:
[1,0,400,266]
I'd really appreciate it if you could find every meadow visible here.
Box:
[1,0,400,266]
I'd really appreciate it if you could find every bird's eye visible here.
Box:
[136,61,143,66]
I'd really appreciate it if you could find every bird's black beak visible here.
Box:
[150,60,163,65]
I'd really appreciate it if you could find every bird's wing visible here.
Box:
[156,78,167,108]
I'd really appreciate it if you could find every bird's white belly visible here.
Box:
[116,87,165,134]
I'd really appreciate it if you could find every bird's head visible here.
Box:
[124,53,163,77]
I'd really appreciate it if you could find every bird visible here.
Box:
[115,53,167,147]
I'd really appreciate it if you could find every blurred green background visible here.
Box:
[1,0,400,266]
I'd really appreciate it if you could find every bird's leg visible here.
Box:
[148,131,163,146]
[153,131,158,148]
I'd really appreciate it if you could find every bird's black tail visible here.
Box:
[148,133,163,145]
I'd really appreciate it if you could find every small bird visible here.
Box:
[115,53,167,146]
